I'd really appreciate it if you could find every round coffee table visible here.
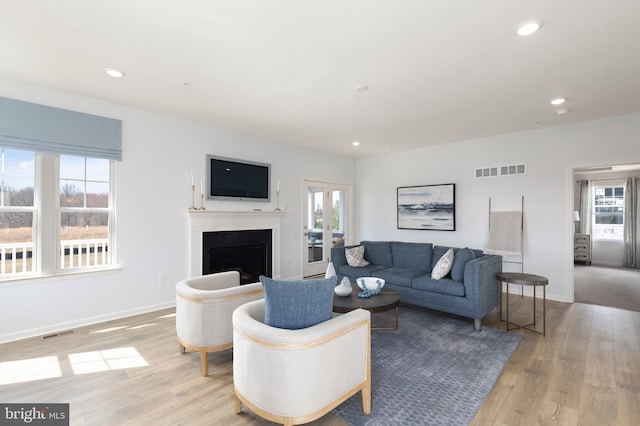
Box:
[333,281,400,330]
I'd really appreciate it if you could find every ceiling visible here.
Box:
[1,1,639,158]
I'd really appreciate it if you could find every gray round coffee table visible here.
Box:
[333,281,400,330]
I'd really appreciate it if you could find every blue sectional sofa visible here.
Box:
[330,241,502,331]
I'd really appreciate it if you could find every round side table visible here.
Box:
[496,272,549,336]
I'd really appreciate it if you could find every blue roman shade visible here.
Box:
[0,96,122,160]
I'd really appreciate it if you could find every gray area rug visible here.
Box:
[332,305,522,425]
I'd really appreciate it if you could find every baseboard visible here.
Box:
[0,301,176,344]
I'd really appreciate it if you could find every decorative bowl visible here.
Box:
[356,277,385,292]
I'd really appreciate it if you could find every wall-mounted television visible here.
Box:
[206,155,270,201]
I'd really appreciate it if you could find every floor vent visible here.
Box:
[43,330,74,339]
[475,164,526,178]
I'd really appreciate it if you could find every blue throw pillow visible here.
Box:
[451,248,476,282]
[260,275,337,330]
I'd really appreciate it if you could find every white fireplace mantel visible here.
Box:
[188,210,285,278]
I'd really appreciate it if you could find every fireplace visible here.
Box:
[202,229,272,284]
[188,210,283,279]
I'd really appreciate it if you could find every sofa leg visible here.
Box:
[474,318,481,332]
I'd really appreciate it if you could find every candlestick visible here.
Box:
[198,192,206,210]
[274,190,281,212]
[189,184,196,210]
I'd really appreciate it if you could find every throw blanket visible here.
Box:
[486,211,522,256]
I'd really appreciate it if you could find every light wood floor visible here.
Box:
[1,296,639,425]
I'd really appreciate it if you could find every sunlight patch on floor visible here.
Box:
[0,356,62,385]
[68,347,148,375]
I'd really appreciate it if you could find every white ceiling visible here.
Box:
[1,0,639,158]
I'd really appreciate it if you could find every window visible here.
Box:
[59,155,112,269]
[0,148,36,275]
[592,183,624,241]
[0,148,115,280]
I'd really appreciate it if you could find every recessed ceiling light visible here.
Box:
[354,85,369,93]
[515,20,542,36]
[556,108,569,115]
[104,68,126,78]
[352,141,361,146]
[551,98,566,105]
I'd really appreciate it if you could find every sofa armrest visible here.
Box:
[330,246,349,268]
[463,254,502,318]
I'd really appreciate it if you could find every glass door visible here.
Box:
[302,180,350,278]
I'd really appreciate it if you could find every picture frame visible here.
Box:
[397,184,456,231]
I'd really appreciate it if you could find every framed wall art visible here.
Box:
[397,183,455,231]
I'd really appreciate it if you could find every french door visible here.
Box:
[302,180,351,278]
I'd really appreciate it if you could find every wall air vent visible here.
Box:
[475,164,526,179]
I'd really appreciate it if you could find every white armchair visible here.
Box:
[176,271,264,376]
[232,299,371,425]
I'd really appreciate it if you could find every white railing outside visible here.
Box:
[60,238,109,269]
[1,239,110,276]
[0,242,34,275]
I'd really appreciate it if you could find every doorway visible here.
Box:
[572,164,640,311]
[302,180,351,278]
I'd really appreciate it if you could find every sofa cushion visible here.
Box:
[431,248,454,279]
[372,267,425,288]
[260,275,336,330]
[337,263,388,278]
[345,245,370,267]
[361,241,393,266]
[451,248,476,282]
[412,275,466,297]
[390,242,433,272]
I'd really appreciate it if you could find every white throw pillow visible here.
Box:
[431,248,454,280]
[345,245,370,267]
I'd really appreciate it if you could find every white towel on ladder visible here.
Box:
[486,211,522,256]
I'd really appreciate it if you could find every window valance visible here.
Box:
[0,96,122,160]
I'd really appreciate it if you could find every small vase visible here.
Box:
[334,276,353,297]
[325,262,337,279]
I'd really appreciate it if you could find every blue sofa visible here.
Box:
[330,241,502,331]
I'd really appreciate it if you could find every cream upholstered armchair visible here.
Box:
[232,298,371,425]
[175,271,263,376]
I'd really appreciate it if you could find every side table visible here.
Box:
[497,272,549,336]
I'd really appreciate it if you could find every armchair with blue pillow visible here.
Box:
[232,275,371,425]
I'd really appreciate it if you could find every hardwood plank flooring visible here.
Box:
[1,296,639,425]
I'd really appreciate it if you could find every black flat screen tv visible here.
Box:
[206,155,270,201]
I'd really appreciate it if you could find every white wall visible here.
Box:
[355,113,640,303]
[0,78,356,342]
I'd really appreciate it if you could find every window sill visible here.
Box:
[0,266,122,288]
